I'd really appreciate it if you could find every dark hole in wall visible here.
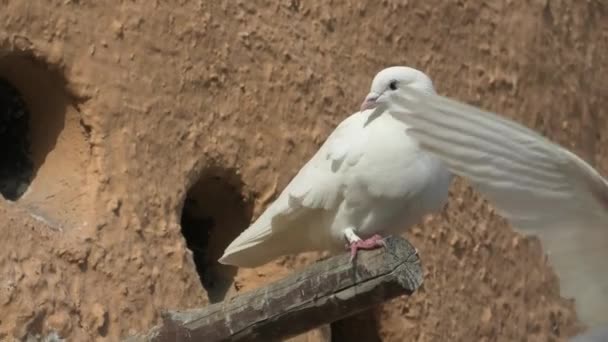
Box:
[0,77,33,200]
[330,309,382,342]
[0,54,76,209]
[180,168,253,303]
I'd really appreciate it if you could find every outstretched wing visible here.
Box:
[219,111,368,267]
[386,87,608,328]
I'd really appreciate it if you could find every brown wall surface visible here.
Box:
[1,0,606,341]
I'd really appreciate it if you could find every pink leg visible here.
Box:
[348,234,386,261]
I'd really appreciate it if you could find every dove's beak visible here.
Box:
[360,93,380,111]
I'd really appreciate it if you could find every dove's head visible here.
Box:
[360,66,435,112]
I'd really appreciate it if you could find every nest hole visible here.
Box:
[180,167,253,303]
[0,77,32,200]
[0,53,91,227]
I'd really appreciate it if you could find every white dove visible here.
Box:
[371,81,608,329]
[219,66,452,268]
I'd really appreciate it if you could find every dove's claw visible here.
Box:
[348,234,386,261]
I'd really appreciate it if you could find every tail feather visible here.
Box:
[218,227,310,268]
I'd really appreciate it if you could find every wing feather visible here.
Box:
[387,87,608,328]
[219,112,366,266]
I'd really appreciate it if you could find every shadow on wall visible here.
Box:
[180,166,254,303]
[331,309,382,342]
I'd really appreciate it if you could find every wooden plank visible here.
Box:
[125,236,422,342]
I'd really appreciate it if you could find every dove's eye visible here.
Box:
[389,80,398,90]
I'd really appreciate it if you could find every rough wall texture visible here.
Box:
[0,0,606,341]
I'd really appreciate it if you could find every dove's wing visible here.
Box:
[219,111,368,267]
[386,87,608,328]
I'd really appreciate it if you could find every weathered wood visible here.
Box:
[125,236,422,342]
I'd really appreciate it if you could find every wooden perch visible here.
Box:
[125,236,423,342]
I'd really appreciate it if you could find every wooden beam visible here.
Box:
[125,236,422,342]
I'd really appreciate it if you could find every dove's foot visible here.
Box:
[348,234,386,261]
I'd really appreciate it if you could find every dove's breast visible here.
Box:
[327,112,452,248]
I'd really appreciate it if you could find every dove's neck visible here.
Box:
[360,107,454,188]
[361,105,386,126]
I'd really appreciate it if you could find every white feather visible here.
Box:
[219,104,451,267]
[385,86,608,328]
[219,67,454,268]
